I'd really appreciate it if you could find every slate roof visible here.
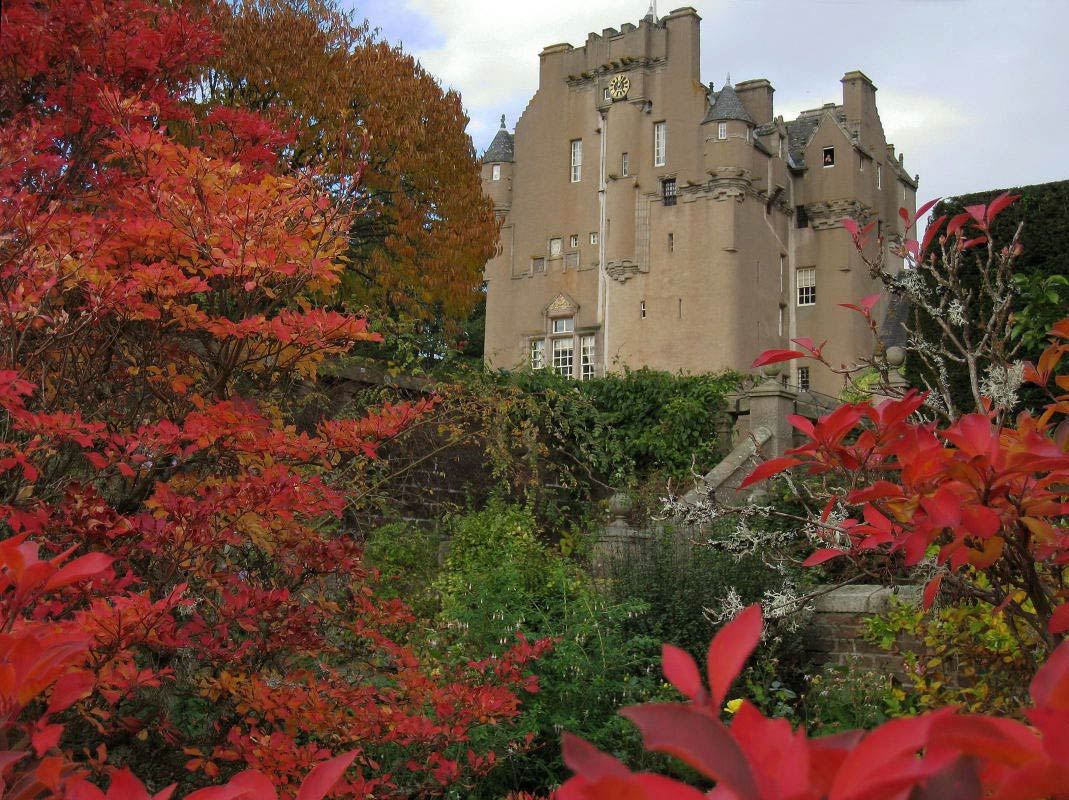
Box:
[785,115,821,168]
[484,117,514,163]
[703,84,755,124]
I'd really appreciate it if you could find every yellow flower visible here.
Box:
[724,698,744,715]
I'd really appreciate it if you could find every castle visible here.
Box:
[480,6,917,396]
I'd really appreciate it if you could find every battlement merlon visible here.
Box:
[537,7,700,90]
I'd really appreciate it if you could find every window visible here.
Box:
[779,255,785,292]
[531,257,546,273]
[668,232,675,252]
[653,122,666,167]
[822,147,835,167]
[778,306,784,336]
[662,178,677,206]
[529,339,545,370]
[797,267,816,306]
[798,366,810,392]
[590,232,599,245]
[640,300,647,319]
[795,205,809,229]
[565,251,579,269]
[569,234,579,248]
[718,122,727,140]
[877,164,882,189]
[778,137,784,158]
[552,317,574,334]
[858,154,864,172]
[621,152,629,176]
[552,338,573,377]
[549,237,562,257]
[677,298,682,319]
[491,164,501,181]
[570,139,582,182]
[603,87,612,101]
[580,335,596,380]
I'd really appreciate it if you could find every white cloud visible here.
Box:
[402,1,644,112]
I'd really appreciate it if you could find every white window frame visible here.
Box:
[491,164,501,181]
[549,237,562,257]
[580,335,596,380]
[552,337,574,377]
[653,122,666,167]
[797,267,816,306]
[822,147,835,167]
[552,317,574,334]
[590,232,599,245]
[640,300,647,319]
[570,139,582,183]
[877,164,882,189]
[718,122,727,140]
[621,152,629,176]
[529,339,545,370]
[797,366,810,392]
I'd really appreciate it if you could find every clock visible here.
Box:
[607,74,630,100]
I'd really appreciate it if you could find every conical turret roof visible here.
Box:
[484,115,514,163]
[703,84,755,125]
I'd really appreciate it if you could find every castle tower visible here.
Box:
[481,11,916,396]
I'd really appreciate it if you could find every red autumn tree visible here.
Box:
[0,0,545,795]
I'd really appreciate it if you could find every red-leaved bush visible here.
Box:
[560,605,1069,800]
[0,0,547,795]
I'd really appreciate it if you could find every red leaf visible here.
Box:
[1050,603,1069,635]
[858,293,881,312]
[562,734,629,782]
[185,771,278,800]
[44,553,113,591]
[841,217,859,237]
[803,548,847,567]
[986,191,1019,223]
[921,214,947,254]
[965,204,986,224]
[739,457,801,489]
[962,236,988,249]
[706,604,762,709]
[31,723,63,756]
[899,207,910,224]
[947,212,971,237]
[621,705,760,800]
[922,575,943,610]
[296,751,358,800]
[46,670,94,715]
[962,505,1001,538]
[661,645,703,701]
[752,349,805,368]
[1029,639,1069,711]
[914,198,941,221]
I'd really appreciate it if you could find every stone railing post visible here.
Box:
[747,364,799,459]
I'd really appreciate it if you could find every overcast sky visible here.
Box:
[349,0,1068,204]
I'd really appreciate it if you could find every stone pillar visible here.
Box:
[748,364,799,458]
[592,492,650,576]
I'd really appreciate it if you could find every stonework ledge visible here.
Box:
[811,584,920,614]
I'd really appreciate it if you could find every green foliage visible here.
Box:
[798,659,902,735]
[866,596,1040,716]
[906,180,1069,409]
[363,521,441,618]
[435,503,669,797]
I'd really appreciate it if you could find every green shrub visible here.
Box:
[435,503,669,798]
[866,595,1040,717]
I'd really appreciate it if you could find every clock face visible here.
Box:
[608,74,630,100]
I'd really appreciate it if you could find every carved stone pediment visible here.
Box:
[544,292,579,316]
